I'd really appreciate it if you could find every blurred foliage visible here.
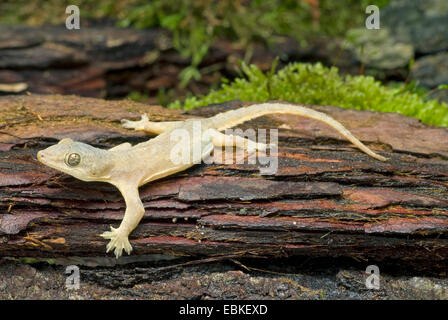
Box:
[3,0,445,126]
[168,62,448,127]
[0,0,389,85]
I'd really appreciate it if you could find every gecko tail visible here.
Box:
[209,102,388,162]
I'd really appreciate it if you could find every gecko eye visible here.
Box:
[65,153,81,167]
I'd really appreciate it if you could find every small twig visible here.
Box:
[230,259,297,276]
[140,254,247,274]
[230,259,321,295]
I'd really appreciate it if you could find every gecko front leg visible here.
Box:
[121,114,179,134]
[100,184,144,258]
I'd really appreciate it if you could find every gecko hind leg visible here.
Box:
[210,129,273,153]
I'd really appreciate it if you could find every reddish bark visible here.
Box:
[0,95,447,269]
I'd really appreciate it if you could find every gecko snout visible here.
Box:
[37,150,46,163]
[36,149,56,167]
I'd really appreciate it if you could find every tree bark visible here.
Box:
[1,95,448,268]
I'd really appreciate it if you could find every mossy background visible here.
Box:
[168,62,448,127]
[1,0,447,126]
[0,0,389,86]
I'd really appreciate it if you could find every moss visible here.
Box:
[168,62,448,127]
[7,257,56,265]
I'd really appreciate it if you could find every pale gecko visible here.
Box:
[37,102,387,258]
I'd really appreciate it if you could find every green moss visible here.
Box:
[7,257,56,265]
[168,62,448,127]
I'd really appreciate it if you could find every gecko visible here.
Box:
[37,102,387,258]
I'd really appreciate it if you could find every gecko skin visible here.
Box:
[37,103,387,258]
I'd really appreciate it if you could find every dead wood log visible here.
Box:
[0,94,448,268]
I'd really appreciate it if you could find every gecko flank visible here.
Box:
[37,103,388,258]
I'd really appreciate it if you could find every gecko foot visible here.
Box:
[246,142,275,154]
[100,226,133,258]
[121,114,149,131]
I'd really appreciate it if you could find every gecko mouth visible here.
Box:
[36,150,44,162]
[36,150,58,169]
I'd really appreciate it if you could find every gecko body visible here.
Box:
[37,103,387,258]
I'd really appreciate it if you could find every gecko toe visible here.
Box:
[121,118,145,131]
[256,143,268,152]
[106,241,114,253]
[100,231,112,239]
[114,245,122,259]
[124,240,133,255]
[121,119,134,129]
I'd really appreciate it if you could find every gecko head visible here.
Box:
[37,138,113,182]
